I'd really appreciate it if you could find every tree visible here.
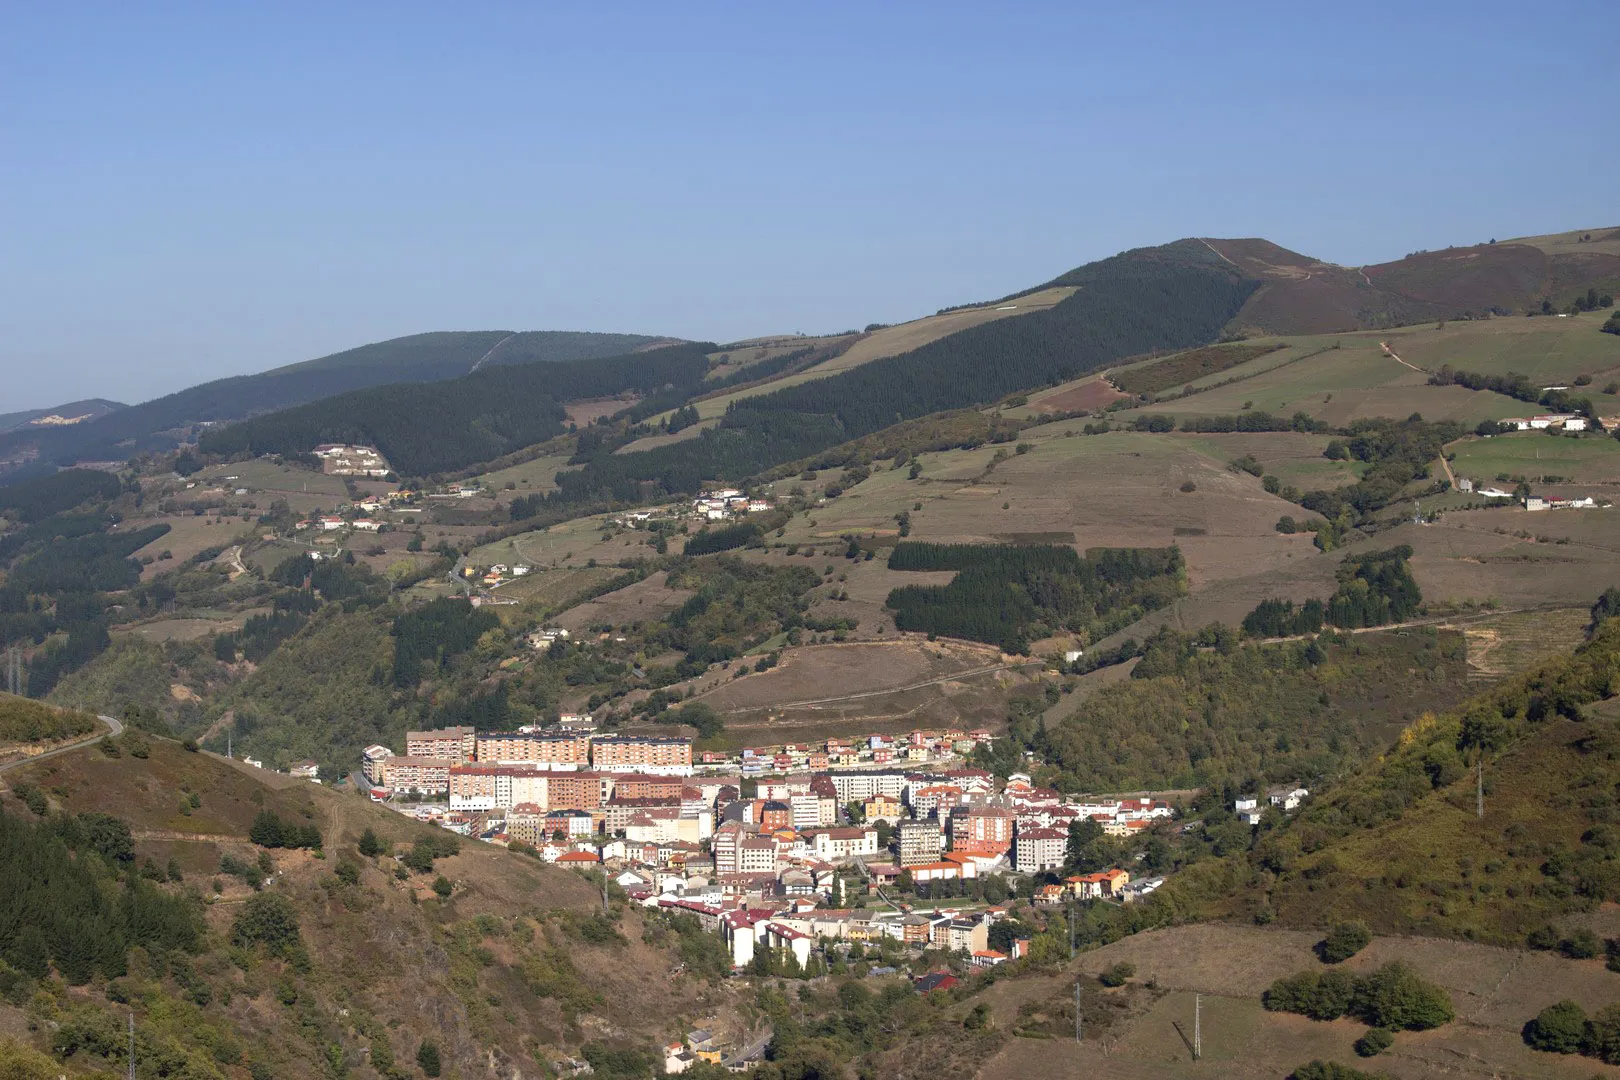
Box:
[416,1039,442,1077]
[1523,999,1586,1054]
[432,875,453,899]
[1318,921,1372,964]
[1356,962,1454,1031]
[1064,818,1112,874]
[250,810,284,848]
[358,827,385,857]
[1353,1027,1394,1057]
[230,892,303,959]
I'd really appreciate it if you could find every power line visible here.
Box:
[1193,993,1202,1061]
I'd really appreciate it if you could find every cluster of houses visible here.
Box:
[1497,413,1589,432]
[466,562,534,589]
[691,488,773,521]
[291,490,418,535]
[1466,482,1604,511]
[699,728,996,775]
[311,443,391,477]
[1233,784,1310,825]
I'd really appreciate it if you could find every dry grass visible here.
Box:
[975,923,1620,1080]
[550,570,693,632]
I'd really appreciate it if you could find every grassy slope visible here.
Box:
[1168,618,1620,945]
[1108,309,1620,427]
[1,738,723,1078]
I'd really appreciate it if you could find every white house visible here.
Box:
[1267,786,1309,811]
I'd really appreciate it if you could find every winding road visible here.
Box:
[0,712,124,774]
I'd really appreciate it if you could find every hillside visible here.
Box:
[0,735,732,1078]
[0,399,124,435]
[0,330,678,476]
[1208,230,1620,336]
[1151,612,1620,945]
[200,341,719,477]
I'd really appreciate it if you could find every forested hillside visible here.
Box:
[1129,605,1620,947]
[200,342,717,475]
[0,330,675,473]
[543,243,1261,505]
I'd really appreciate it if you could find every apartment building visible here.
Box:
[474,732,589,768]
[897,819,943,867]
[379,755,451,795]
[590,736,694,776]
[405,726,476,763]
[448,764,549,811]
[361,745,394,786]
[827,770,906,804]
[1012,825,1068,874]
[949,805,1014,858]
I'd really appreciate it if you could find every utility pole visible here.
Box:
[1477,756,1485,819]
[1193,993,1202,1061]
[1074,979,1082,1043]
[128,1011,136,1080]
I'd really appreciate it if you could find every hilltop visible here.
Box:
[1210,228,1620,336]
[0,399,124,436]
[0,329,679,477]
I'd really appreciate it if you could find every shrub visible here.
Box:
[1266,963,1452,1031]
[1318,921,1372,963]
[1523,999,1586,1054]
[1353,1028,1394,1057]
[417,1039,442,1077]
[1098,962,1135,987]
[1560,928,1600,959]
[1179,481,1196,493]
[432,876,453,899]
[1288,1062,1389,1080]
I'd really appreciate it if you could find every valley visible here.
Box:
[1,224,1619,1080]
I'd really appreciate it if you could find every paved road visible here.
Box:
[0,712,124,774]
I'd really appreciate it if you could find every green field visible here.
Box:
[1392,307,1620,383]
[1108,313,1620,428]
[469,450,574,493]
[1449,431,1620,484]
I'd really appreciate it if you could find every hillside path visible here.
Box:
[468,332,517,373]
[1380,340,1426,373]
[0,712,124,775]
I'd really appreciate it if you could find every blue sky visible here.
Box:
[1,2,1614,410]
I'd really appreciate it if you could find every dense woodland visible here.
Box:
[0,807,201,985]
[0,469,122,524]
[200,342,717,475]
[1004,628,1472,792]
[0,331,673,470]
[885,543,1185,654]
